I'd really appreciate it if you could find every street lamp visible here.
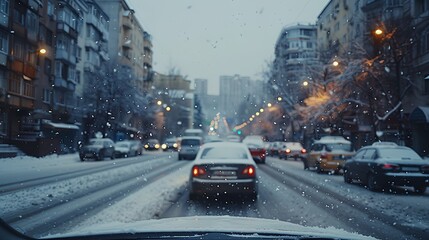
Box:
[332,60,339,67]
[374,28,383,36]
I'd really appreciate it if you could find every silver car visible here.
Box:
[189,142,258,201]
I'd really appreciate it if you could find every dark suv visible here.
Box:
[79,138,116,161]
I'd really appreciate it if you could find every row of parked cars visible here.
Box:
[79,137,181,161]
[268,136,429,194]
[79,138,144,161]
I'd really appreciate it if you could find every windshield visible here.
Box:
[325,143,352,152]
[200,147,248,159]
[378,148,423,160]
[181,139,200,146]
[1,1,428,240]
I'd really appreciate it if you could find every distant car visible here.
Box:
[267,141,282,156]
[79,138,115,161]
[144,139,160,151]
[162,138,178,151]
[114,140,142,157]
[343,142,429,194]
[114,141,134,158]
[178,136,203,160]
[279,142,306,160]
[226,135,241,142]
[242,135,266,164]
[128,140,143,155]
[204,135,223,143]
[304,136,354,173]
[189,142,258,200]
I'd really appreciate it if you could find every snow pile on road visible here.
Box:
[71,164,190,229]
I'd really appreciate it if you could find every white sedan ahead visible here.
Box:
[189,142,258,201]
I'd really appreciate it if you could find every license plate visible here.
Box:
[402,167,419,172]
[213,170,236,176]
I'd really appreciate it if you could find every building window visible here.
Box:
[13,40,24,60]
[0,0,8,15]
[45,58,52,75]
[43,89,51,103]
[9,73,20,94]
[76,70,81,84]
[0,31,7,53]
[26,11,38,32]
[415,0,429,15]
[46,29,53,46]
[47,0,54,16]
[13,7,25,25]
[425,77,429,95]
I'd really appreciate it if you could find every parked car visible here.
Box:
[178,136,203,160]
[303,136,354,173]
[161,137,179,151]
[128,140,143,155]
[79,138,115,161]
[278,142,306,160]
[242,135,266,164]
[343,142,429,193]
[189,142,258,200]
[144,139,160,151]
[114,141,134,158]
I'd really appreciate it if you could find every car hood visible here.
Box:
[49,216,375,239]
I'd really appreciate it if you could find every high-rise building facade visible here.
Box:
[272,24,318,103]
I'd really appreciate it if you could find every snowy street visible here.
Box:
[0,153,428,239]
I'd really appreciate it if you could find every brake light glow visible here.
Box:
[381,163,400,171]
[301,149,307,154]
[285,149,291,153]
[192,166,206,177]
[242,166,256,176]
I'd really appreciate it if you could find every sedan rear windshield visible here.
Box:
[378,148,422,160]
[200,147,248,159]
[181,139,200,146]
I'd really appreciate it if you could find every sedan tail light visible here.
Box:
[301,149,307,154]
[285,149,291,153]
[381,163,400,171]
[192,166,206,177]
[242,166,256,177]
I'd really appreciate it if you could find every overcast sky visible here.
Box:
[128,0,329,95]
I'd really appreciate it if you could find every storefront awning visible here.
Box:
[409,106,429,123]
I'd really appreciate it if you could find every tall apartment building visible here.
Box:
[219,75,264,118]
[272,24,318,103]
[95,0,153,133]
[317,0,365,61]
[95,0,152,87]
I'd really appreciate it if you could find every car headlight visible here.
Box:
[144,144,149,149]
[161,144,167,149]
[173,143,178,148]
[155,144,160,149]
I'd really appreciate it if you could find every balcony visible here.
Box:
[56,49,75,64]
[84,62,95,72]
[122,16,132,30]
[85,39,99,50]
